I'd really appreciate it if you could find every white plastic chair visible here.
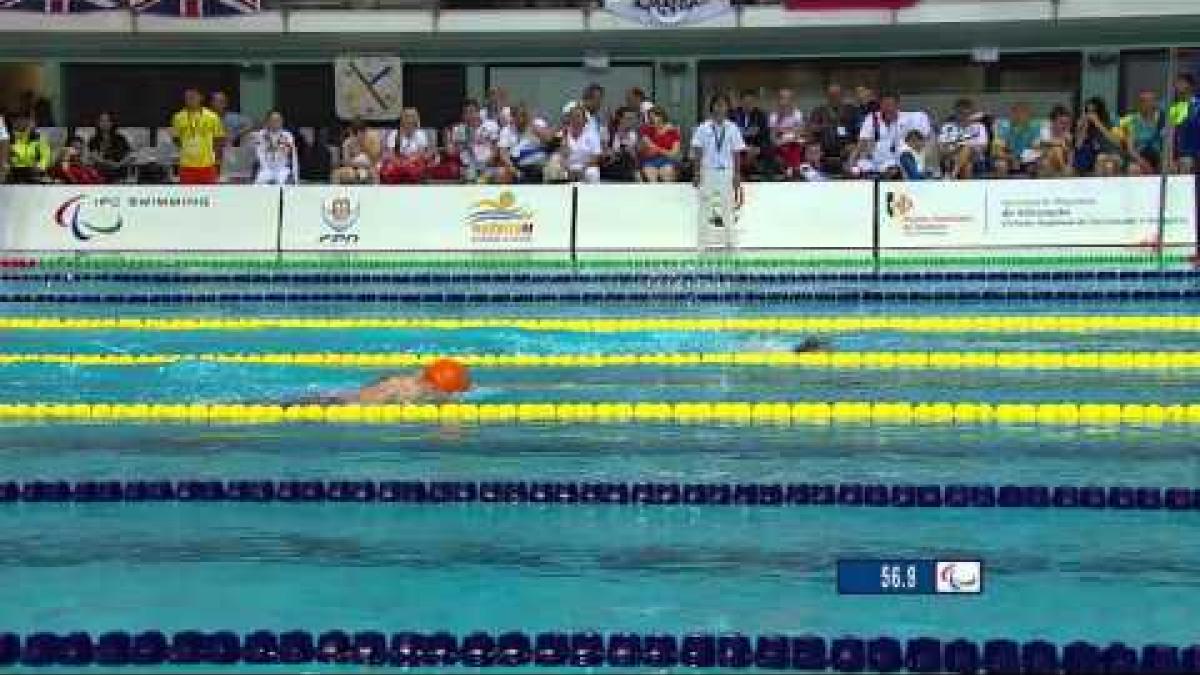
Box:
[119,127,153,152]
[37,127,68,152]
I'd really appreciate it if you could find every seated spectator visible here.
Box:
[508,105,557,183]
[938,98,990,179]
[549,102,601,183]
[625,86,655,124]
[1037,105,1075,177]
[848,92,931,178]
[171,88,225,185]
[50,137,103,185]
[6,111,51,184]
[769,88,806,179]
[994,102,1043,176]
[1119,90,1165,175]
[809,83,859,176]
[379,107,433,184]
[1170,73,1199,174]
[1073,97,1122,176]
[0,113,8,182]
[449,98,513,184]
[799,143,828,181]
[333,118,380,184]
[86,112,132,183]
[483,85,513,127]
[898,129,929,180]
[732,90,771,178]
[638,105,681,182]
[604,106,641,182]
[252,111,298,185]
[580,84,610,147]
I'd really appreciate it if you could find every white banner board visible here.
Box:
[575,182,874,251]
[880,177,1198,249]
[0,186,281,252]
[280,185,573,252]
[603,0,733,26]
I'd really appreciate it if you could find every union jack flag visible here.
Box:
[0,0,120,11]
[129,0,260,17]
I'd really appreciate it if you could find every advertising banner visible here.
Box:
[576,183,873,251]
[603,0,733,26]
[0,185,281,252]
[879,177,1197,249]
[280,185,573,252]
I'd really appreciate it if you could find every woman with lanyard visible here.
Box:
[691,94,746,252]
[252,111,298,185]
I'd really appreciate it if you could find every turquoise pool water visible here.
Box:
[0,289,1198,666]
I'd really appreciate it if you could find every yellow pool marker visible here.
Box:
[4,351,1200,371]
[0,401,1197,427]
[0,315,1198,333]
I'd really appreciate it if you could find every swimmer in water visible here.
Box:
[284,358,472,405]
[793,337,833,353]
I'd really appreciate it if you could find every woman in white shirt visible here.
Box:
[508,106,556,183]
[380,108,433,184]
[691,94,746,251]
[253,111,298,185]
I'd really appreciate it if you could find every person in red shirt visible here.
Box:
[638,105,681,182]
[50,137,103,185]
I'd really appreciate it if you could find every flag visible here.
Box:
[130,0,260,17]
[784,1,919,9]
[0,0,119,11]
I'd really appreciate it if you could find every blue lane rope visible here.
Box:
[6,480,1197,510]
[1,629,1193,671]
[1,289,1199,304]
[3,269,1199,284]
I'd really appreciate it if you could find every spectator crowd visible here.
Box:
[0,73,1198,186]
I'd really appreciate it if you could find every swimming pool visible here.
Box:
[0,259,1198,672]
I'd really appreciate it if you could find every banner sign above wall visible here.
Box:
[335,56,405,121]
[0,186,279,252]
[783,1,919,9]
[603,0,733,27]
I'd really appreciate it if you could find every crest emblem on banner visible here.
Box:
[335,56,404,121]
[603,0,732,26]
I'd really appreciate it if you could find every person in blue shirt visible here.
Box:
[898,129,928,180]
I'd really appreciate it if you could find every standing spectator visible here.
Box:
[769,88,806,179]
[483,86,513,127]
[849,92,931,177]
[937,98,990,179]
[0,113,10,183]
[1119,90,1165,175]
[625,86,655,124]
[639,105,682,182]
[691,94,746,251]
[508,105,556,183]
[604,106,641,182]
[6,111,51,183]
[809,83,858,176]
[210,91,254,183]
[732,90,770,178]
[333,118,380,184]
[252,111,298,185]
[379,107,432,184]
[86,112,132,183]
[552,102,601,183]
[170,88,225,185]
[1170,74,1199,173]
[995,102,1043,176]
[1037,105,1075,177]
[50,137,103,185]
[18,90,54,127]
[449,98,511,183]
[1073,97,1122,176]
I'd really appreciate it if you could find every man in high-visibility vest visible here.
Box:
[6,111,51,184]
[1169,73,1199,173]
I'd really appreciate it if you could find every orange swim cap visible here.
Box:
[422,358,472,394]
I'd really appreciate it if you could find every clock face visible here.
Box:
[335,56,404,121]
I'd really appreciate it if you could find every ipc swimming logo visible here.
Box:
[54,195,124,242]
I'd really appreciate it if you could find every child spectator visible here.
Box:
[898,129,928,180]
[769,88,806,179]
[1073,97,1123,176]
[333,118,380,184]
[252,111,298,185]
[86,112,132,183]
[1119,90,1165,175]
[379,107,432,184]
[639,105,682,182]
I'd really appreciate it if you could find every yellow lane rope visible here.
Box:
[4,351,1200,370]
[0,402,1196,426]
[0,316,1198,332]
